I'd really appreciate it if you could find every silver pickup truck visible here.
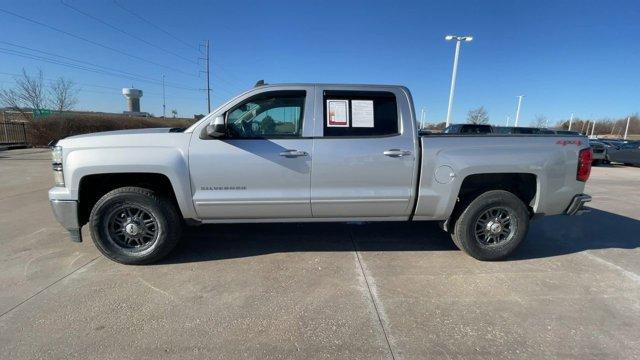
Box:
[49,84,593,264]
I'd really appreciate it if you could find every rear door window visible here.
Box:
[322,91,398,137]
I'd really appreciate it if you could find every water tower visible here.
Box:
[122,88,143,113]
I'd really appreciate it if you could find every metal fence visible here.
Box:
[0,122,28,146]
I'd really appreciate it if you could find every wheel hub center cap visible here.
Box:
[125,223,140,236]
[487,221,502,234]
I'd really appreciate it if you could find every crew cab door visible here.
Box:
[189,87,314,219]
[310,87,419,219]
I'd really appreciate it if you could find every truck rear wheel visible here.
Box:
[89,187,182,265]
[451,190,529,261]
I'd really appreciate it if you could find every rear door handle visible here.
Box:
[384,149,411,157]
[279,149,308,158]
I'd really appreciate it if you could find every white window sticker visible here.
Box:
[326,100,349,127]
[352,100,374,128]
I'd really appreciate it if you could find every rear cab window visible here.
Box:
[322,90,399,137]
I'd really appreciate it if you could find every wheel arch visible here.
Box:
[78,172,183,226]
[443,172,537,232]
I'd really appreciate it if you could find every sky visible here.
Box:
[0,0,638,126]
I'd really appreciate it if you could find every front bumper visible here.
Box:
[565,194,592,216]
[50,199,82,242]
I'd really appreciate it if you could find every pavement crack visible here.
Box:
[137,276,174,300]
[0,256,100,319]
[350,231,397,360]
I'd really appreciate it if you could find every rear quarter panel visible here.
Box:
[413,135,589,220]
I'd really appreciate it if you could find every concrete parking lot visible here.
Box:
[1,148,639,359]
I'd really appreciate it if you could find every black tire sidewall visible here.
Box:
[90,188,180,264]
[454,190,529,261]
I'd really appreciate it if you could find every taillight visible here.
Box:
[577,148,592,182]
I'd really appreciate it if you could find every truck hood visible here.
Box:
[63,128,174,140]
[57,127,189,149]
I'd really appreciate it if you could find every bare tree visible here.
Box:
[49,77,78,112]
[0,88,31,120]
[466,106,489,124]
[533,114,548,128]
[15,69,48,115]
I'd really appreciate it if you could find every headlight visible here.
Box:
[51,146,64,187]
[52,146,63,164]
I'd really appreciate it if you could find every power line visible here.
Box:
[109,0,245,91]
[0,40,187,89]
[0,71,217,101]
[0,47,202,92]
[60,0,199,66]
[0,7,198,78]
[112,0,198,52]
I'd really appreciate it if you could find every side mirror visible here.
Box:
[206,116,226,138]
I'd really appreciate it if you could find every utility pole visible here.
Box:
[420,107,426,129]
[205,40,211,113]
[199,40,212,113]
[568,113,574,130]
[514,95,524,127]
[444,35,473,127]
[624,116,630,140]
[590,120,596,138]
[162,74,166,118]
[506,115,510,126]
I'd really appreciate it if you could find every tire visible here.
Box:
[451,190,529,261]
[89,186,182,265]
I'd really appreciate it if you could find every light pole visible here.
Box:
[514,95,524,127]
[624,116,630,140]
[506,115,510,126]
[568,112,574,131]
[162,74,166,118]
[444,35,473,127]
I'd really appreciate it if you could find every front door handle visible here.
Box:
[384,149,411,157]
[279,149,308,158]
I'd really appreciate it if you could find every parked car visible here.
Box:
[588,140,607,165]
[607,141,640,166]
[49,84,593,264]
[600,139,626,150]
[555,130,581,135]
[443,124,493,134]
[494,126,556,134]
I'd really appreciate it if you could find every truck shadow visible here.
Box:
[160,208,640,264]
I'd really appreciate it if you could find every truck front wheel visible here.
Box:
[89,187,182,265]
[451,190,529,261]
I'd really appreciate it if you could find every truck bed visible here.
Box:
[413,134,589,220]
